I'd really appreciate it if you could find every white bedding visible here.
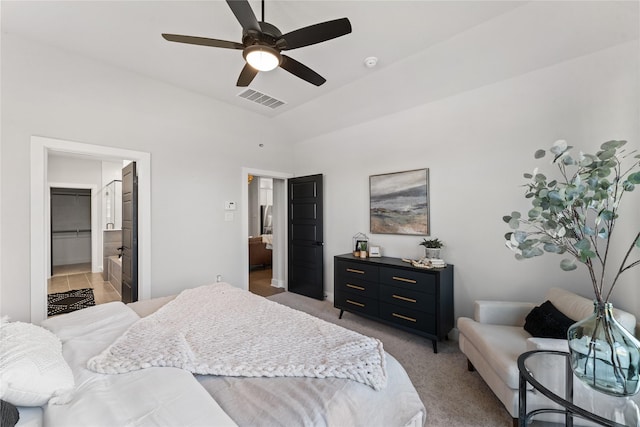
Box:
[88,283,387,390]
[40,287,426,427]
[40,303,237,427]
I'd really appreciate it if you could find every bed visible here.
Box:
[3,283,426,427]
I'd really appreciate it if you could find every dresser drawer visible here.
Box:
[335,277,378,299]
[336,260,379,282]
[335,292,378,317]
[379,284,435,314]
[379,302,436,334]
[380,267,435,294]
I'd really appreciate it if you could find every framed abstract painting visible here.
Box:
[369,168,429,235]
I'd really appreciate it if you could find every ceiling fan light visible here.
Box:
[244,46,281,72]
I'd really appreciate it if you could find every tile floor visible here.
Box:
[48,262,121,306]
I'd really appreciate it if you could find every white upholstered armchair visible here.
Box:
[457,287,638,426]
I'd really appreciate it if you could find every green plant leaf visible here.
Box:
[601,140,626,151]
[628,172,640,184]
[502,215,512,223]
[543,243,561,253]
[511,211,521,219]
[579,249,596,262]
[528,207,542,218]
[600,210,614,221]
[575,239,591,251]
[523,173,533,179]
[597,227,608,239]
[522,247,543,258]
[513,230,527,244]
[560,259,577,271]
[550,140,569,156]
[598,149,616,161]
[534,149,546,159]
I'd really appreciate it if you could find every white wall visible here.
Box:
[292,41,640,321]
[1,34,293,321]
[1,31,638,327]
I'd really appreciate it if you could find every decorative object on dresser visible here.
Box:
[334,253,454,353]
[352,232,369,257]
[419,237,444,259]
[370,169,429,235]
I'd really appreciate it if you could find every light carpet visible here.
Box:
[268,291,513,427]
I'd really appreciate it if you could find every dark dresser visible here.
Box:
[334,253,454,353]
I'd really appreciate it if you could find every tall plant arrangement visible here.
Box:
[503,140,640,303]
[503,139,640,397]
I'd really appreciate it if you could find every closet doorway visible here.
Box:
[50,187,92,276]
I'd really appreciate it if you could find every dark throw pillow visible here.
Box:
[1,399,20,427]
[524,300,576,339]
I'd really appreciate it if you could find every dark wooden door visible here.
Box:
[121,162,138,303]
[288,174,324,300]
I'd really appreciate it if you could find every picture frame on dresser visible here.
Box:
[369,168,429,235]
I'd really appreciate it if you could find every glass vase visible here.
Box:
[567,301,640,397]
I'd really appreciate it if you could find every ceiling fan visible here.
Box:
[162,0,352,87]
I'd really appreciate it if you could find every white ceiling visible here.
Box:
[2,1,638,141]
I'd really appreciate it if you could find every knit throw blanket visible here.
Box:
[88,283,387,390]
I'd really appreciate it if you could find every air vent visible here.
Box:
[237,89,286,109]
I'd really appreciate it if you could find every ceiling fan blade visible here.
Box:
[237,63,259,87]
[226,0,261,33]
[162,34,243,50]
[280,18,352,50]
[280,55,326,86]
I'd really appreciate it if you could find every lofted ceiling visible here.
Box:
[2,1,638,141]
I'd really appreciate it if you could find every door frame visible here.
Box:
[48,183,99,275]
[241,168,293,291]
[30,136,151,324]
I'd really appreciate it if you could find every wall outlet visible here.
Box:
[216,275,222,282]
[224,201,236,210]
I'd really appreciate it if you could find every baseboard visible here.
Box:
[271,278,285,288]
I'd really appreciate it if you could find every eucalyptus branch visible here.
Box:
[504,139,640,303]
[605,231,640,301]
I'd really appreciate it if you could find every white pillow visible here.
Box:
[0,318,74,406]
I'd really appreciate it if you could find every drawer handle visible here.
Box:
[347,268,365,274]
[392,313,417,322]
[392,294,416,303]
[347,284,365,291]
[392,276,417,284]
[346,299,365,307]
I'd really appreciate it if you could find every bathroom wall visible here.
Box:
[102,161,123,230]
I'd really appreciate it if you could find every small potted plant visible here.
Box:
[419,238,444,259]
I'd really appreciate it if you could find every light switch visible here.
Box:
[225,201,236,210]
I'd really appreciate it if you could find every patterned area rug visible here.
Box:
[48,288,95,316]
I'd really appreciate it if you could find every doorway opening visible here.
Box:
[241,168,292,295]
[50,186,92,276]
[30,136,151,324]
[248,176,281,297]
